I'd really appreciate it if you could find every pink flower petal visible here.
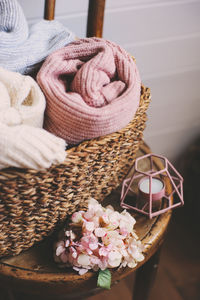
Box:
[101,213,109,224]
[89,242,98,250]
[94,228,106,237]
[65,240,70,247]
[72,251,77,259]
[99,246,109,257]
[77,254,91,267]
[71,212,83,223]
[79,268,88,275]
[85,222,95,232]
[120,228,128,236]
[65,230,70,237]
[84,210,94,221]
[86,248,93,255]
[98,257,108,270]
[56,245,65,256]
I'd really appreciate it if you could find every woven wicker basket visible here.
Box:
[0,85,150,257]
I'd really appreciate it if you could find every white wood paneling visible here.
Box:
[54,0,88,15]
[19,0,200,42]
[125,33,200,79]
[104,0,200,45]
[106,0,200,9]
[18,0,45,19]
[18,0,88,19]
[144,124,200,162]
[143,69,200,160]
[18,0,200,18]
[144,69,200,134]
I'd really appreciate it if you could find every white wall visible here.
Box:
[19,0,200,161]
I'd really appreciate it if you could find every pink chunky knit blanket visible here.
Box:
[37,38,141,144]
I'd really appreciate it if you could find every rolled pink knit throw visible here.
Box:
[37,38,141,144]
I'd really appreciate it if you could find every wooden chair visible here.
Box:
[0,143,172,300]
[0,1,172,299]
[44,0,106,38]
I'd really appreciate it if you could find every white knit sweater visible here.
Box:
[0,0,75,75]
[0,68,66,170]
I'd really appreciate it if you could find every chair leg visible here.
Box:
[1,288,16,300]
[132,248,161,300]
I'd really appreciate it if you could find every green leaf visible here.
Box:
[97,269,111,290]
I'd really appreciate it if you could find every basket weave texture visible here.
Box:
[0,85,151,257]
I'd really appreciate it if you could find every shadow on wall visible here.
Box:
[177,135,200,230]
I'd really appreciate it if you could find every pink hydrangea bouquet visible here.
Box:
[54,198,144,289]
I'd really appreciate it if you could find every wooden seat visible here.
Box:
[0,143,172,300]
[0,2,172,299]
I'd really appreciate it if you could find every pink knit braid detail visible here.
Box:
[37,38,141,144]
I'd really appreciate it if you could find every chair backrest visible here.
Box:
[44,0,106,38]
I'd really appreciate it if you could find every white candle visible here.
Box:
[138,177,165,201]
[139,178,163,193]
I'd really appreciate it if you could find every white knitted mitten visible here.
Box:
[0,67,45,127]
[0,67,67,170]
[0,124,66,170]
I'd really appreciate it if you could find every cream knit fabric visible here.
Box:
[0,68,66,170]
[0,67,45,127]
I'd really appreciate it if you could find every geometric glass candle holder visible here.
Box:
[120,153,184,218]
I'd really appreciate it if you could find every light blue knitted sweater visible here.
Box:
[0,0,75,74]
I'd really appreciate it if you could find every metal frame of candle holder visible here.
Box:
[120,153,184,218]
